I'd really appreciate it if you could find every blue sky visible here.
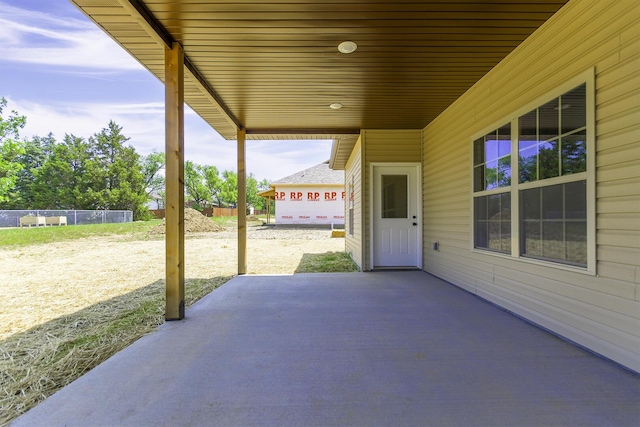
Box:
[0,0,333,181]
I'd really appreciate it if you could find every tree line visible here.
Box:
[182,162,270,212]
[0,98,270,219]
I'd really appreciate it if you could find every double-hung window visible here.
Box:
[472,74,593,271]
[473,124,512,254]
[519,84,587,267]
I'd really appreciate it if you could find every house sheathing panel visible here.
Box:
[422,0,640,372]
[274,184,345,225]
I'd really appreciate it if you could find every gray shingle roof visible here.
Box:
[271,161,344,185]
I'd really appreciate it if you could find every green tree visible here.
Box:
[31,134,92,209]
[246,174,268,210]
[6,134,57,209]
[485,155,512,189]
[202,165,223,206]
[184,161,210,209]
[0,98,26,203]
[88,121,149,219]
[220,170,238,207]
[257,178,271,210]
[140,150,165,198]
[30,122,150,220]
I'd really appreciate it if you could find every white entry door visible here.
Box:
[373,165,421,268]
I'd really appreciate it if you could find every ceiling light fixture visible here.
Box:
[330,103,343,110]
[338,41,357,54]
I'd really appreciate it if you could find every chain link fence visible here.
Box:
[0,210,133,228]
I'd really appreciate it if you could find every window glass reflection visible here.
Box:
[381,175,408,219]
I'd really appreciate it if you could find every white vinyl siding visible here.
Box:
[422,0,640,372]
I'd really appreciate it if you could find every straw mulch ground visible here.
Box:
[0,222,344,426]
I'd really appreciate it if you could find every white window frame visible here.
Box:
[470,69,596,275]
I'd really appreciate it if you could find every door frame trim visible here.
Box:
[369,162,422,270]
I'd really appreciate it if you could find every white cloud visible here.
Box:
[0,2,143,71]
[0,2,335,181]
[9,97,165,152]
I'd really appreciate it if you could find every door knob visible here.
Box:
[413,222,417,226]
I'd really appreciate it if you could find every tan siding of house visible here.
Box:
[345,137,363,269]
[422,0,640,371]
[362,130,422,270]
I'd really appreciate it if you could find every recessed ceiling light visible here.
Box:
[330,103,343,110]
[338,41,357,54]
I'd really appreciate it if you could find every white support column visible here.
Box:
[237,128,247,275]
[165,42,185,320]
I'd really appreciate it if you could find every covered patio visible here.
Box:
[13,271,639,426]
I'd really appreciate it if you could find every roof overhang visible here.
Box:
[69,0,569,141]
[329,135,360,170]
[257,188,275,198]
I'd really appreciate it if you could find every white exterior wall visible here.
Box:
[274,185,345,225]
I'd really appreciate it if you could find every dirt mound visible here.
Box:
[149,208,224,234]
[246,214,260,222]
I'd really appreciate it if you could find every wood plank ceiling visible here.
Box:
[71,0,569,140]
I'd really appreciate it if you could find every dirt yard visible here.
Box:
[0,225,345,340]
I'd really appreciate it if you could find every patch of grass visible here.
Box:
[0,220,162,248]
[209,215,238,227]
[295,251,359,273]
[0,276,232,426]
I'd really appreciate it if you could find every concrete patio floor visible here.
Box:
[13,271,640,426]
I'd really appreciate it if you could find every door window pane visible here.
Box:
[381,175,408,219]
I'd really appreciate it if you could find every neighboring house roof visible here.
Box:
[271,161,344,186]
[257,188,275,198]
